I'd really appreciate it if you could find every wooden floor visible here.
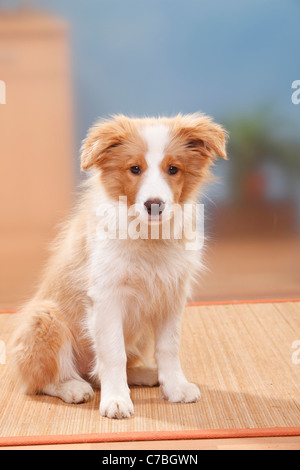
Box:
[193,236,300,302]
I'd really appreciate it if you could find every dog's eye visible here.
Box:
[130,166,141,175]
[168,166,179,175]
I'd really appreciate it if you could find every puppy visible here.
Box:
[11,113,227,419]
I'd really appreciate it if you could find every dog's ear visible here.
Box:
[176,113,228,161]
[81,115,130,171]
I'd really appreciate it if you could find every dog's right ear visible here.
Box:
[81,115,130,171]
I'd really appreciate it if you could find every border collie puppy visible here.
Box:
[11,114,227,419]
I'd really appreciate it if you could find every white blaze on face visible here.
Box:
[136,124,173,221]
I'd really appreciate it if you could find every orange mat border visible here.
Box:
[0,309,18,314]
[1,298,300,315]
[187,298,300,307]
[0,427,300,448]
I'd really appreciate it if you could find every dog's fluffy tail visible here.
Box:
[10,301,74,394]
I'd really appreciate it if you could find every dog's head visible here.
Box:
[81,114,227,224]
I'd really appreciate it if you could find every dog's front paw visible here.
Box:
[162,381,201,403]
[100,395,134,419]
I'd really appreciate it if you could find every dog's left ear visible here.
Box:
[178,114,228,161]
[81,115,130,171]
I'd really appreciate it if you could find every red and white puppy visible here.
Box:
[11,113,227,419]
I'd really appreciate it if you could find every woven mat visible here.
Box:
[0,302,300,446]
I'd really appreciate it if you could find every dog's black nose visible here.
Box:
[144,199,165,216]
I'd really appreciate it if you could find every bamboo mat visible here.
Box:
[0,301,300,446]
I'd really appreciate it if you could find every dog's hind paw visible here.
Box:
[43,379,94,404]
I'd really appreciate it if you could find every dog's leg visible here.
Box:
[42,340,94,404]
[10,303,94,404]
[154,308,201,403]
[89,300,134,419]
[126,333,158,387]
[127,366,159,386]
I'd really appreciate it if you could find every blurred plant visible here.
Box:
[225,107,300,204]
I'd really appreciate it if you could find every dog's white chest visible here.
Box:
[88,238,198,311]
